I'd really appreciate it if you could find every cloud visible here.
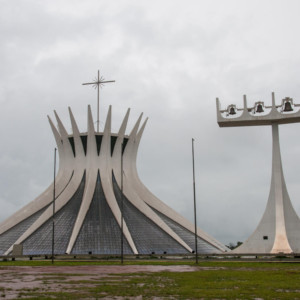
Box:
[1,0,300,245]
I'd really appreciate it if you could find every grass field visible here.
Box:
[0,260,299,299]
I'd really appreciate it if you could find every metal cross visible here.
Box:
[82,70,115,132]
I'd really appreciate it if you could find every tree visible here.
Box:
[226,241,243,250]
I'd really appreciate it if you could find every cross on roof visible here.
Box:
[82,70,115,132]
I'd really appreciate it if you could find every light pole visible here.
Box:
[52,148,57,264]
[121,142,124,264]
[192,138,198,264]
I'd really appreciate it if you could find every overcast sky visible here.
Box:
[1,0,300,245]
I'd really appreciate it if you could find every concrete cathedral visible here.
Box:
[0,105,226,256]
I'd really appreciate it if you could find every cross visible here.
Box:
[82,70,115,132]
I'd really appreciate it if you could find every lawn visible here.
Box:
[0,260,299,299]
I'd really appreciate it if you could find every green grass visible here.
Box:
[1,261,300,299]
[0,260,299,268]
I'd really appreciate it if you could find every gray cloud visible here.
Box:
[1,0,300,245]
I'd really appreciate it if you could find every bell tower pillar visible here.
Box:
[270,124,292,253]
[216,93,300,254]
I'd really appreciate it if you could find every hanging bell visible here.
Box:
[283,100,293,112]
[228,106,236,115]
[256,103,264,113]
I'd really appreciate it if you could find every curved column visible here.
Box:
[4,110,84,255]
[0,115,73,235]
[68,107,85,159]
[111,108,130,182]
[66,106,98,254]
[4,168,85,255]
[99,107,138,254]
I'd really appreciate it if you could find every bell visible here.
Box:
[283,101,293,112]
[229,106,236,115]
[256,104,264,113]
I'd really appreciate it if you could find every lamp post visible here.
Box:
[192,138,198,264]
[52,148,57,264]
[121,142,124,264]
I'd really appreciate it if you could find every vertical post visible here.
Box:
[121,142,124,264]
[97,70,100,132]
[52,148,57,264]
[192,138,198,264]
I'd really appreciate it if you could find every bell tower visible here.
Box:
[216,92,300,254]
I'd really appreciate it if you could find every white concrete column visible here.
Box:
[270,124,292,253]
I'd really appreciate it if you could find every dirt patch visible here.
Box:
[0,265,207,299]
[0,264,205,275]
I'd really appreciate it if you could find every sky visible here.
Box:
[1,0,300,245]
